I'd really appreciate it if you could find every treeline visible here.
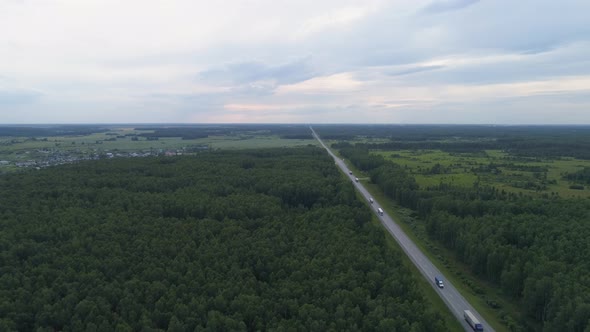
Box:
[135,125,311,140]
[137,128,209,139]
[317,124,590,142]
[564,167,590,185]
[0,125,108,137]
[356,138,590,160]
[0,147,446,331]
[324,124,590,159]
[339,146,590,331]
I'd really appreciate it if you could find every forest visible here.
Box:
[337,145,590,331]
[0,124,313,140]
[323,125,590,159]
[0,125,108,137]
[0,147,447,331]
[565,167,590,186]
[134,125,312,140]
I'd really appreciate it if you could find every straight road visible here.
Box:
[311,126,494,332]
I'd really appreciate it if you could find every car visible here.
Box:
[369,197,374,204]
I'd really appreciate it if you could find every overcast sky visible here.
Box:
[1,0,589,124]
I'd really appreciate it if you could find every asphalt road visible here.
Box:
[311,127,495,332]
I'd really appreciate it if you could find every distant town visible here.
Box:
[0,148,206,170]
[0,124,316,173]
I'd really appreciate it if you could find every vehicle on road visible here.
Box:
[369,197,374,204]
[354,177,359,182]
[464,310,484,331]
[313,128,491,331]
[435,276,444,288]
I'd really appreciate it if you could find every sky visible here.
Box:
[1,0,590,124]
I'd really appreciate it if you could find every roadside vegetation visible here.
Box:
[321,125,590,332]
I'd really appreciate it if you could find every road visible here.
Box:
[311,127,494,332]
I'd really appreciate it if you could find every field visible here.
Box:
[372,149,590,198]
[0,128,317,154]
[0,125,318,171]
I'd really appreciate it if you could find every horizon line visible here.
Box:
[1,123,590,127]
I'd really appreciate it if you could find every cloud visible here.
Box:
[438,76,590,102]
[390,42,590,86]
[420,0,480,14]
[421,1,590,54]
[197,58,317,89]
[0,0,589,124]
[276,73,363,95]
[294,5,378,39]
[386,65,446,76]
[0,89,42,106]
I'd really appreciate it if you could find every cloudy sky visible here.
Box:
[1,0,589,124]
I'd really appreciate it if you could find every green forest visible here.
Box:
[0,147,447,331]
[319,124,590,159]
[337,145,590,331]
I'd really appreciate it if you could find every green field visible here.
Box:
[0,129,316,153]
[0,127,318,169]
[372,149,590,198]
[204,135,318,149]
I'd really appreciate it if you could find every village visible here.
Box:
[0,147,206,171]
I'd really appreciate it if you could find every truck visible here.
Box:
[377,208,384,216]
[464,310,484,331]
[434,276,444,288]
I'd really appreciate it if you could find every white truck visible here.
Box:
[434,276,444,288]
[377,208,384,216]
[464,310,484,331]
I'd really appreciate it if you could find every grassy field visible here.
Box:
[372,149,590,198]
[0,127,318,165]
[0,130,315,152]
[204,135,318,149]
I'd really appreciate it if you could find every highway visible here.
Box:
[311,126,494,332]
